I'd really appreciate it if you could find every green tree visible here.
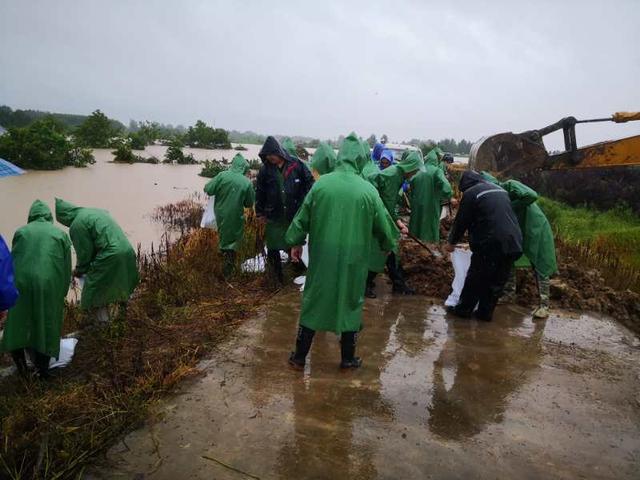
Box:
[128,132,146,150]
[184,120,231,149]
[0,118,94,170]
[74,109,122,148]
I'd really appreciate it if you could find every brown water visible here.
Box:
[0,146,262,250]
[88,284,640,479]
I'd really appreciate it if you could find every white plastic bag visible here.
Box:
[200,197,216,229]
[49,338,78,369]
[445,248,472,307]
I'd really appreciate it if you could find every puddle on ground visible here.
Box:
[88,283,640,480]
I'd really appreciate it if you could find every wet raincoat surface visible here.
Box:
[367,154,422,271]
[310,142,337,176]
[282,138,298,159]
[0,235,18,311]
[425,147,447,175]
[1,201,71,358]
[204,154,255,251]
[55,198,139,310]
[481,174,557,277]
[285,133,398,333]
[409,160,453,243]
[371,143,385,163]
[360,140,379,179]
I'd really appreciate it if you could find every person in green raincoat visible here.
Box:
[285,133,398,369]
[55,198,139,317]
[1,200,72,378]
[425,146,448,175]
[481,172,557,318]
[359,140,379,179]
[409,160,453,243]
[203,153,255,277]
[309,142,337,178]
[365,150,422,297]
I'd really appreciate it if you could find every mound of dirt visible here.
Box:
[400,238,640,335]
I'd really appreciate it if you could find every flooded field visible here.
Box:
[88,284,640,480]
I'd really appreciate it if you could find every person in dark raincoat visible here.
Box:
[256,136,314,284]
[285,133,398,369]
[409,160,453,243]
[365,151,422,297]
[480,172,557,318]
[204,154,255,277]
[55,198,139,318]
[0,235,19,320]
[446,171,523,321]
[1,200,72,377]
[309,142,337,178]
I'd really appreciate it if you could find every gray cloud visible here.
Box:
[1,0,638,148]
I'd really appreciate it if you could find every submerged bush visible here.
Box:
[199,159,226,178]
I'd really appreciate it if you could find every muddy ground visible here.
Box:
[400,239,640,336]
[87,286,640,479]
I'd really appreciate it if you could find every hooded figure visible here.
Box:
[1,200,72,377]
[409,158,453,243]
[359,139,379,179]
[310,142,337,177]
[447,171,523,321]
[257,136,314,284]
[282,138,299,159]
[0,235,19,312]
[365,152,423,297]
[371,142,385,163]
[285,133,398,369]
[480,172,557,318]
[204,154,255,276]
[55,198,139,311]
[424,146,446,173]
[379,149,395,170]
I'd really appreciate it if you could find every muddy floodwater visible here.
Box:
[0,145,264,250]
[88,284,640,479]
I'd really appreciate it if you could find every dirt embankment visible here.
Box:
[400,238,640,335]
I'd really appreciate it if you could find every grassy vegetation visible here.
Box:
[0,201,269,479]
[538,197,640,269]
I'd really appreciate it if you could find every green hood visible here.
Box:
[230,153,249,174]
[425,147,443,166]
[310,142,337,176]
[55,198,82,227]
[397,150,423,174]
[480,171,500,185]
[335,133,363,174]
[282,138,298,158]
[28,199,53,223]
[357,139,371,174]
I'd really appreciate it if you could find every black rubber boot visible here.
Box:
[267,249,284,285]
[387,254,415,295]
[289,325,315,370]
[365,271,377,298]
[32,350,51,379]
[446,305,474,319]
[340,331,362,369]
[222,250,237,278]
[10,350,28,377]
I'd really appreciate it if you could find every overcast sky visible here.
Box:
[1,0,639,147]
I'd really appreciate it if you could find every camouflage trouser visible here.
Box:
[504,266,550,307]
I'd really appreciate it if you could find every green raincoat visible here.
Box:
[409,162,452,242]
[204,154,255,251]
[359,140,378,180]
[480,173,557,276]
[282,138,298,158]
[367,153,422,272]
[425,147,447,175]
[285,133,398,334]
[1,200,72,358]
[55,198,139,310]
[310,142,337,176]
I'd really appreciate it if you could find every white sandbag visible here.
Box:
[445,248,472,307]
[294,275,306,292]
[200,197,217,229]
[440,205,449,220]
[49,338,78,369]
[241,255,266,273]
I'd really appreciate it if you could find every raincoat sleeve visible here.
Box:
[244,182,256,208]
[375,175,401,222]
[0,235,19,310]
[63,234,73,296]
[255,167,267,217]
[503,180,538,211]
[448,192,473,245]
[436,169,453,201]
[285,189,312,247]
[70,220,96,276]
[203,176,221,197]
[372,197,399,253]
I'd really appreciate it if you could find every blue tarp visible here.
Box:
[0,158,25,178]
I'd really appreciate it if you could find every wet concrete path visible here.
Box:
[90,286,640,479]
